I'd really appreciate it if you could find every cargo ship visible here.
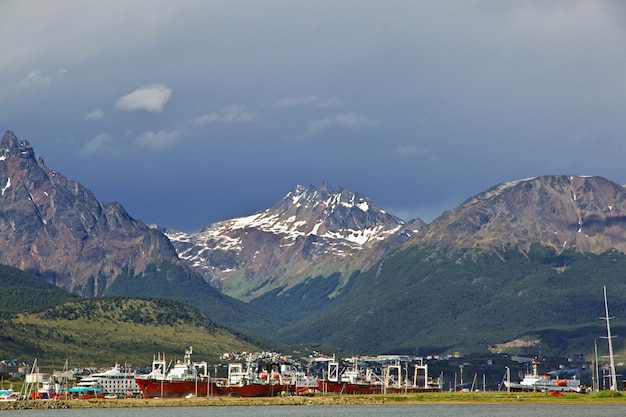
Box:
[212,362,288,397]
[134,347,212,398]
[318,357,382,394]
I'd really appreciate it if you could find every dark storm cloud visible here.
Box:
[1,1,625,231]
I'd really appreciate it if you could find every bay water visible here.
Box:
[4,404,625,417]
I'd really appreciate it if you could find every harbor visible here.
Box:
[1,391,626,410]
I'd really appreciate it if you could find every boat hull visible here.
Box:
[385,387,440,393]
[504,381,587,393]
[135,377,293,398]
[216,383,288,397]
[319,381,381,395]
[135,378,220,398]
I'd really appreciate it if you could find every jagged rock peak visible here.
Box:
[0,130,189,296]
[168,181,414,301]
[1,130,36,159]
[286,182,374,213]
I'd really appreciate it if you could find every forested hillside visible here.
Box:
[272,245,626,357]
[0,297,259,366]
[0,264,77,315]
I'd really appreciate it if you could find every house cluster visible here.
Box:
[0,360,30,377]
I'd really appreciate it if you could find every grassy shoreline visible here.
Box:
[2,391,625,410]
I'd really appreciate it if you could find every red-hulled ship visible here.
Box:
[212,362,289,397]
[134,347,214,398]
[318,357,441,394]
[318,357,382,394]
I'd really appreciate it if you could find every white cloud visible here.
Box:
[314,98,343,108]
[24,71,50,87]
[394,144,431,157]
[23,68,67,88]
[307,112,378,132]
[115,84,172,113]
[273,96,342,108]
[85,109,104,121]
[192,113,219,126]
[134,129,182,150]
[273,96,320,107]
[220,105,258,123]
[192,104,258,126]
[80,133,116,155]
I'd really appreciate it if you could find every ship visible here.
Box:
[75,363,140,398]
[504,359,589,393]
[381,360,442,393]
[280,364,320,395]
[134,347,214,398]
[318,356,442,394]
[318,357,382,394]
[212,362,289,397]
[22,359,57,400]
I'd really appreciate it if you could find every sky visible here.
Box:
[2,1,626,232]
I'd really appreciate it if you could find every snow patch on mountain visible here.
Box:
[1,177,11,196]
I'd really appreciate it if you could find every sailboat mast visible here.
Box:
[603,286,618,391]
[593,339,599,392]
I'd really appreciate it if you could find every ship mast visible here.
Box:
[601,286,618,391]
[593,339,599,392]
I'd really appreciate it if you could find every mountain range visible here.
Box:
[1,130,626,358]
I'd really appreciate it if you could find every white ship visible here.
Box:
[76,364,141,397]
[504,359,588,393]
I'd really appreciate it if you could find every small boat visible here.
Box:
[67,386,104,399]
[0,389,18,402]
[22,359,58,400]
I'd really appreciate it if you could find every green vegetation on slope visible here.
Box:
[0,297,258,367]
[105,261,288,339]
[0,263,263,367]
[274,245,626,356]
[0,264,78,315]
[249,272,345,321]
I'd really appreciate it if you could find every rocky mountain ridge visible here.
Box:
[166,182,424,300]
[407,175,626,256]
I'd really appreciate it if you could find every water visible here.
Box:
[5,404,626,417]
